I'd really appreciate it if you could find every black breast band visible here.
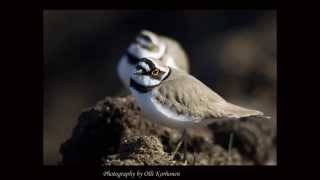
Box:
[130,78,157,93]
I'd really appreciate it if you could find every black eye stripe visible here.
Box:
[136,65,149,75]
[136,40,158,51]
[138,34,152,43]
[129,69,171,93]
[140,58,156,70]
[136,64,165,79]
[140,44,152,50]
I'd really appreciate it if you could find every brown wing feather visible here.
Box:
[155,69,264,124]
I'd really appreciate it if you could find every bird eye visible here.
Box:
[151,69,160,76]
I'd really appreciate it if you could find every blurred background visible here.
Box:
[43,10,277,165]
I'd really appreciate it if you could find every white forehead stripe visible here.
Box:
[139,61,151,72]
[139,58,170,73]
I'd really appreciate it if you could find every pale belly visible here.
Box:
[130,88,196,129]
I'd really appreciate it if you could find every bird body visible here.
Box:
[129,58,266,130]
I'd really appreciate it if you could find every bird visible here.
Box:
[117,30,190,89]
[129,57,270,161]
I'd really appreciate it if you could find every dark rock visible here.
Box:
[102,135,182,166]
[208,116,276,164]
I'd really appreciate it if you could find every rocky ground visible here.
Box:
[59,96,276,166]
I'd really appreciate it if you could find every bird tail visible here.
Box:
[223,102,270,119]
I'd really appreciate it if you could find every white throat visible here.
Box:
[131,74,161,87]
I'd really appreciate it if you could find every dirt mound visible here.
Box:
[60,96,276,166]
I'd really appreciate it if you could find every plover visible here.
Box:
[118,30,189,88]
[129,57,269,160]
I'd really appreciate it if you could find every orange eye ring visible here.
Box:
[151,69,160,76]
